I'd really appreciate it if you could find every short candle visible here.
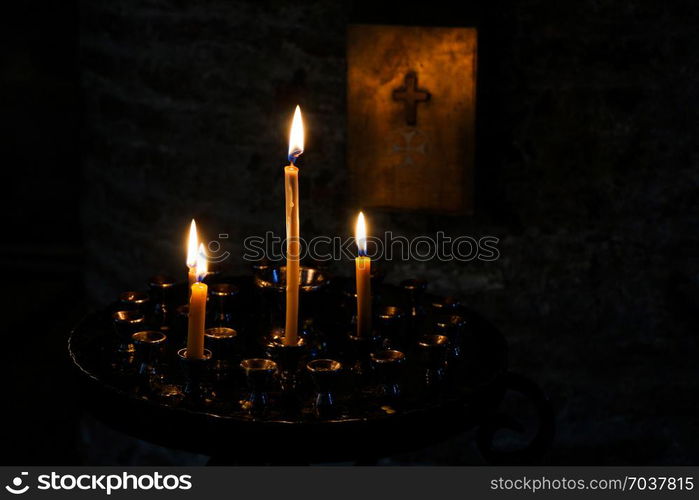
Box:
[186,243,208,359]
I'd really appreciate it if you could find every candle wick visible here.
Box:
[288,148,303,164]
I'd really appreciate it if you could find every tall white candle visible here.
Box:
[355,212,372,338]
[284,105,304,346]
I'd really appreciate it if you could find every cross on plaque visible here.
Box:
[392,71,431,126]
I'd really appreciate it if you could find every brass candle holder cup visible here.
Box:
[240,358,278,417]
[345,331,382,381]
[119,291,150,314]
[401,278,428,320]
[253,264,330,333]
[112,310,146,355]
[307,358,343,418]
[176,348,214,404]
[417,334,449,389]
[253,265,329,293]
[376,305,406,350]
[370,349,406,401]
[434,313,467,360]
[265,334,308,396]
[205,326,240,380]
[208,283,240,328]
[132,330,167,394]
[148,274,176,332]
[430,295,461,313]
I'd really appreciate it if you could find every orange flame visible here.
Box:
[355,211,367,256]
[187,219,198,268]
[195,243,208,282]
[288,105,304,163]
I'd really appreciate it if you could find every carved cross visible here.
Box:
[392,72,431,126]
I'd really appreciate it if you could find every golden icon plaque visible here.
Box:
[347,24,477,215]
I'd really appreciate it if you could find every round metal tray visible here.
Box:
[68,275,527,463]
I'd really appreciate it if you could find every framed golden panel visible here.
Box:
[347,25,477,214]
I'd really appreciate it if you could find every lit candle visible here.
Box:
[284,105,304,346]
[186,243,208,359]
[186,219,198,288]
[355,212,372,338]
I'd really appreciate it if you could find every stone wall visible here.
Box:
[80,0,699,463]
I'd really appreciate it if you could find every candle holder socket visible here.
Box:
[345,331,382,381]
[208,283,240,328]
[266,334,308,395]
[430,295,462,313]
[253,265,331,333]
[254,265,330,293]
[205,327,240,380]
[118,291,150,314]
[240,358,278,417]
[401,278,428,320]
[434,313,467,360]
[112,310,146,355]
[307,358,343,418]
[370,349,406,401]
[177,348,214,404]
[376,305,406,349]
[132,330,167,394]
[148,274,176,332]
[417,334,449,388]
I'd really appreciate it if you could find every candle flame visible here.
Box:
[195,243,208,282]
[288,105,304,164]
[187,219,198,268]
[355,211,367,256]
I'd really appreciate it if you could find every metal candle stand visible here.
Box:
[69,266,554,465]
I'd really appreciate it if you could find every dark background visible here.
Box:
[2,0,698,464]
